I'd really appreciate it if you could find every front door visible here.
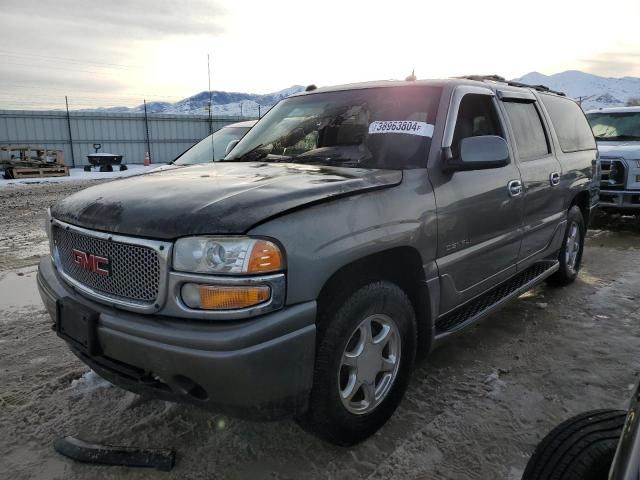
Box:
[430,87,523,314]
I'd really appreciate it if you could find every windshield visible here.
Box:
[174,126,251,165]
[586,112,640,141]
[224,86,442,169]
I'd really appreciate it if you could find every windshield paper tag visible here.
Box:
[368,121,434,137]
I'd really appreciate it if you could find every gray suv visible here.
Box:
[37,77,598,445]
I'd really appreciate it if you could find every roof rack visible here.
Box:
[455,75,566,97]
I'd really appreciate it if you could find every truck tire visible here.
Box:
[522,409,626,480]
[547,205,585,286]
[297,281,417,445]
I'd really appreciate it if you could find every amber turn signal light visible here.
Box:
[247,240,284,274]
[181,283,271,310]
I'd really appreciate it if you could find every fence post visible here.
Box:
[65,96,76,168]
[143,99,152,162]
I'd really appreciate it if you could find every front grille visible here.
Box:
[53,227,160,303]
[600,158,626,190]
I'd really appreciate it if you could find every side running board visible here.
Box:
[434,261,559,341]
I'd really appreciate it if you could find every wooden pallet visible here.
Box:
[6,165,70,179]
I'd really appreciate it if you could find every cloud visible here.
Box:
[0,0,226,108]
[580,51,640,77]
[3,0,226,37]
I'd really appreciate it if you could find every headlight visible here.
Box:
[173,236,284,274]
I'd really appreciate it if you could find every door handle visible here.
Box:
[550,172,561,186]
[507,180,523,197]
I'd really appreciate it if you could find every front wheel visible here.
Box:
[297,281,417,446]
[547,205,585,286]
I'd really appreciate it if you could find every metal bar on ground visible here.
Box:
[53,436,175,472]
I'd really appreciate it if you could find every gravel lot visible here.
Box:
[1,180,639,480]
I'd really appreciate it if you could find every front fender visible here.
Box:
[248,170,438,305]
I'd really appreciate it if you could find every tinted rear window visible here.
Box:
[540,94,596,152]
[503,101,549,161]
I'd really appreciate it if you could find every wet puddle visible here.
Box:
[0,266,40,309]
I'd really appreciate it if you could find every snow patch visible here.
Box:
[70,370,110,392]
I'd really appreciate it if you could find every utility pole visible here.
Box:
[65,96,76,168]
[207,53,213,135]
[143,99,151,162]
[207,53,215,161]
[258,104,261,119]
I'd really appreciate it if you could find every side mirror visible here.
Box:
[444,135,510,172]
[225,139,240,156]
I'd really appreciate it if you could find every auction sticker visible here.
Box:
[368,120,434,137]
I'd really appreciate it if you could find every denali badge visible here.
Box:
[72,249,111,276]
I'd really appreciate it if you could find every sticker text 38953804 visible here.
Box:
[368,121,434,138]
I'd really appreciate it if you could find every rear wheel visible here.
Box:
[548,205,585,286]
[522,409,626,480]
[297,281,417,446]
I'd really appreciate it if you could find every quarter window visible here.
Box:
[503,101,550,161]
[541,94,597,152]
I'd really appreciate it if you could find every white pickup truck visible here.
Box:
[586,106,640,212]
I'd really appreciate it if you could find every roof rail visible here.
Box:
[455,75,566,97]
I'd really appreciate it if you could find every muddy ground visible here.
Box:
[0,181,639,480]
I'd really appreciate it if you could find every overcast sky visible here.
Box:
[1,0,640,109]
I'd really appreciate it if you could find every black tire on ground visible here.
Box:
[119,164,128,171]
[83,165,91,172]
[547,205,585,286]
[296,281,417,446]
[522,409,626,480]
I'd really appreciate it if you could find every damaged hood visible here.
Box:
[51,162,402,239]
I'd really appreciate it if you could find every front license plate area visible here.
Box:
[56,298,100,356]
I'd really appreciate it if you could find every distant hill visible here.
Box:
[513,71,640,110]
[89,85,305,116]
[82,71,640,115]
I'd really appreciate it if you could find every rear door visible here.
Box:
[497,89,565,265]
[430,86,524,314]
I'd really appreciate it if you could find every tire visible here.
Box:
[297,281,417,446]
[119,164,128,171]
[522,409,626,480]
[83,165,91,172]
[547,205,585,286]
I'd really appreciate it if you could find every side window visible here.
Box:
[540,94,597,152]
[503,101,550,161]
[451,94,503,158]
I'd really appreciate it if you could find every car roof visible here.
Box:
[289,79,464,97]
[585,106,640,114]
[224,120,257,128]
[288,77,563,99]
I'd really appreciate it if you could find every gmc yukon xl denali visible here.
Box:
[38,78,598,445]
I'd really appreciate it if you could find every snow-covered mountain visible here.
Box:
[90,85,305,116]
[513,71,640,111]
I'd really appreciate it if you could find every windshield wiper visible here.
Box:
[290,154,367,168]
[228,143,269,162]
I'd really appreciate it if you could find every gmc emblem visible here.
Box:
[72,249,111,276]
